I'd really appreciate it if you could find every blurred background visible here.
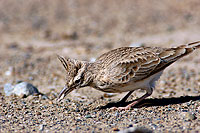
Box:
[0,0,200,43]
[0,0,200,93]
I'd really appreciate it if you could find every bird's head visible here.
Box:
[57,55,89,101]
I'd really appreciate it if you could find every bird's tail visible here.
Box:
[159,41,200,62]
[186,41,200,49]
[178,41,200,52]
[147,41,200,76]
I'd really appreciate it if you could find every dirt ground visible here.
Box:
[0,0,200,132]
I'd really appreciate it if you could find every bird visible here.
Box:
[57,41,200,110]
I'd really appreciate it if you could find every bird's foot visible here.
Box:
[111,101,138,110]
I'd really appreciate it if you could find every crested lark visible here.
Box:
[57,41,200,110]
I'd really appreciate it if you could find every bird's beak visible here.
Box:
[57,86,74,102]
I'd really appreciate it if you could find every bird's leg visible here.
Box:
[112,88,153,110]
[111,91,134,107]
[119,90,134,103]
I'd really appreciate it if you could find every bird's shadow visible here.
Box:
[98,95,200,109]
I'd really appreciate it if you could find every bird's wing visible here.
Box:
[109,52,160,83]
[96,47,162,84]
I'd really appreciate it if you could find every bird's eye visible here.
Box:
[74,78,81,84]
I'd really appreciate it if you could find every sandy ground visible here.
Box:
[0,0,200,132]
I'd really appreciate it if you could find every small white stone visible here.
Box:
[39,124,44,131]
[118,126,152,133]
[5,67,13,76]
[4,83,14,96]
[12,82,39,96]
[90,57,96,62]
[129,42,144,47]
[180,112,196,120]
[5,71,12,76]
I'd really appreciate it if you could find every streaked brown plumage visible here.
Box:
[57,41,200,110]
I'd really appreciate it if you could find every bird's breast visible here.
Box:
[92,71,163,93]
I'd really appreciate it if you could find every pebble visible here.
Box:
[114,112,119,117]
[85,115,92,119]
[103,93,116,98]
[4,67,14,76]
[36,112,41,115]
[112,127,119,131]
[90,57,96,62]
[4,82,39,97]
[39,124,44,131]
[75,108,80,112]
[180,112,196,121]
[76,119,82,122]
[150,123,158,130]
[48,101,53,104]
[118,127,152,133]
[4,83,14,96]
[41,95,49,100]
[128,124,133,127]
[129,42,144,47]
